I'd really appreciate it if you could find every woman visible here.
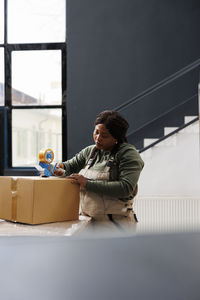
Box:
[55,110,144,230]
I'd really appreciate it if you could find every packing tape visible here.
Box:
[11,178,18,222]
[39,148,54,164]
[11,191,17,221]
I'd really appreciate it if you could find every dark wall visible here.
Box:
[0,109,5,175]
[66,0,200,157]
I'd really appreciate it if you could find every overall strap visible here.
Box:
[106,144,119,167]
[85,147,98,169]
[86,144,120,169]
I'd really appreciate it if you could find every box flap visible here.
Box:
[0,177,13,220]
[33,177,80,224]
[17,178,34,223]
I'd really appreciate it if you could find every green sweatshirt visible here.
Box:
[63,143,144,201]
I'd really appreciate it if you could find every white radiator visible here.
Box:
[135,197,200,233]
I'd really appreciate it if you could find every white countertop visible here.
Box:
[0,215,91,236]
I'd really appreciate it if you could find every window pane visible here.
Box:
[12,109,62,167]
[0,48,4,106]
[12,50,62,106]
[8,0,65,43]
[0,0,4,43]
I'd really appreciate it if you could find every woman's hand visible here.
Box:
[54,163,65,176]
[56,163,64,169]
[67,174,87,189]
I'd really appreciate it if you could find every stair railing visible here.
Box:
[113,58,200,151]
[114,57,200,112]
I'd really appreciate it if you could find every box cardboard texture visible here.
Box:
[0,176,80,224]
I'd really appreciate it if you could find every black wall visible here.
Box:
[0,109,4,175]
[66,0,200,157]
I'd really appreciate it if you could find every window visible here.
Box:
[12,109,62,166]
[1,0,67,173]
[8,0,65,43]
[0,0,4,43]
[12,50,62,106]
[0,48,4,105]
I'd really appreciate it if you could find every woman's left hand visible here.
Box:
[67,174,87,189]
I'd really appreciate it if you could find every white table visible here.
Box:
[0,215,91,236]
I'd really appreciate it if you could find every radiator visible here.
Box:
[135,197,200,233]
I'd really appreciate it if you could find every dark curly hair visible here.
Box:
[94,110,129,143]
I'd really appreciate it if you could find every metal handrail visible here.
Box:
[139,116,199,153]
[127,93,197,138]
[114,58,200,112]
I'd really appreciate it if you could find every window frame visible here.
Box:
[1,0,67,175]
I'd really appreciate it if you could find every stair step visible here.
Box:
[180,120,199,134]
[164,127,178,135]
[184,116,198,124]
[156,135,177,147]
[144,138,158,147]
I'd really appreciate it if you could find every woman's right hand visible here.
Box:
[54,163,65,176]
[56,163,64,169]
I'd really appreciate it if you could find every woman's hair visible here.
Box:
[94,110,129,143]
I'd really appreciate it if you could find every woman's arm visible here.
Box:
[85,146,144,199]
[55,145,95,176]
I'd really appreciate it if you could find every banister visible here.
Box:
[139,116,199,153]
[127,93,198,137]
[115,58,200,112]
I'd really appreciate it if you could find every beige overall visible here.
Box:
[79,160,137,232]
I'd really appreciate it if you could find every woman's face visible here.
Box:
[93,124,117,151]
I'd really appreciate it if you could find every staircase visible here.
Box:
[113,61,200,234]
[134,117,200,234]
[141,114,199,151]
[114,58,200,152]
[113,59,200,198]
[137,116,200,198]
[127,94,199,152]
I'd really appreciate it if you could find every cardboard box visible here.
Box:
[0,176,80,225]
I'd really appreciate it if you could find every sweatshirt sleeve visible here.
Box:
[85,145,144,199]
[62,146,94,176]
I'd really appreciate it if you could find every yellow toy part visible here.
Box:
[38,148,54,164]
